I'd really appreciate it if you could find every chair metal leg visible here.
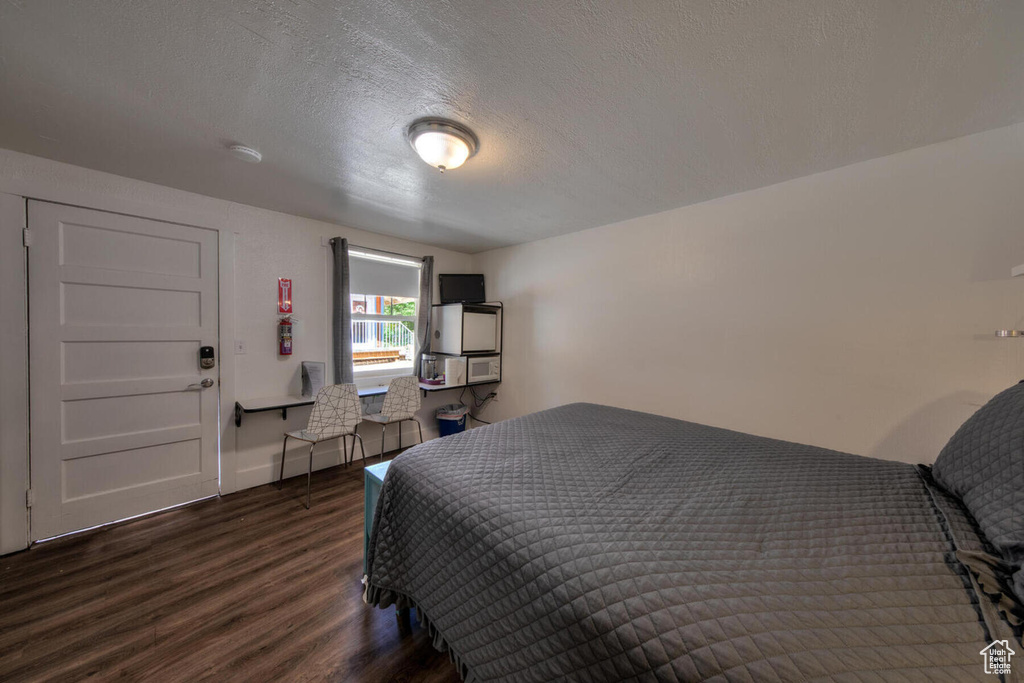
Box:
[354,433,365,462]
[306,442,315,510]
[380,423,387,462]
[278,435,289,489]
[343,434,350,467]
[413,418,423,446]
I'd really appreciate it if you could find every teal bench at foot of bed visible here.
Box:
[364,460,412,631]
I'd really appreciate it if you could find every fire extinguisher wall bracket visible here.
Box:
[279,316,293,356]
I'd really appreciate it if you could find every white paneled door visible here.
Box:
[28,201,219,540]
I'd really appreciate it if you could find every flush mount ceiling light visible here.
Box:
[228,144,262,163]
[407,118,478,173]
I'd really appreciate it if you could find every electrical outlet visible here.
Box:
[235,340,247,355]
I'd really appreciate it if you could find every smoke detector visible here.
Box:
[228,145,262,163]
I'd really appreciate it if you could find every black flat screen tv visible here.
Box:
[439,274,486,304]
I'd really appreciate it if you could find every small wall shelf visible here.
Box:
[418,379,499,397]
[421,301,503,395]
[1012,264,1024,277]
[235,386,390,427]
[234,395,313,427]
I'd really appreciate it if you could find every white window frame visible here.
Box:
[348,250,421,390]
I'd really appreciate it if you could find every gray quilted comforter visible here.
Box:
[365,403,1021,682]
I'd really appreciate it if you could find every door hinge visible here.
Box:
[22,228,32,247]
[25,489,34,508]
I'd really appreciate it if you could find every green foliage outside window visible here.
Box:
[391,300,416,316]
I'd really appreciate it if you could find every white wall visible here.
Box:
[475,123,1024,464]
[0,193,28,555]
[0,149,473,552]
[224,202,473,490]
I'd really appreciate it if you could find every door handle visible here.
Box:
[187,378,215,390]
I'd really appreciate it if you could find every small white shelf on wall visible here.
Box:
[1012,264,1024,277]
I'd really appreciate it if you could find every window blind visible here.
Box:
[349,253,420,298]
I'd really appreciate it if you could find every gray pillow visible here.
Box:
[933,382,1024,572]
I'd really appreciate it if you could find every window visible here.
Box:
[348,250,421,388]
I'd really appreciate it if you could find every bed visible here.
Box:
[364,399,1024,682]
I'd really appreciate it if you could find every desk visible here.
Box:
[364,460,391,574]
[234,386,392,427]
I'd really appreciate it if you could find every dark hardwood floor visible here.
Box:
[0,459,463,683]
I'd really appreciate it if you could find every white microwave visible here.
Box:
[466,355,501,384]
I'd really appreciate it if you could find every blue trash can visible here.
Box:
[437,404,470,436]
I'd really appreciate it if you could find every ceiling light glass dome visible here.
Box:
[407,118,479,173]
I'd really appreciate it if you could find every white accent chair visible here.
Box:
[279,383,364,509]
[359,375,423,461]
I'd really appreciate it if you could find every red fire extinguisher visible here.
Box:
[279,316,293,355]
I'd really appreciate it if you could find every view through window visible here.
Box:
[348,250,421,385]
[351,294,417,374]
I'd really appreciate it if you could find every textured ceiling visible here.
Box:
[1,1,1023,253]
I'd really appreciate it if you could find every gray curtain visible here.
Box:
[331,237,354,384]
[416,255,434,376]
